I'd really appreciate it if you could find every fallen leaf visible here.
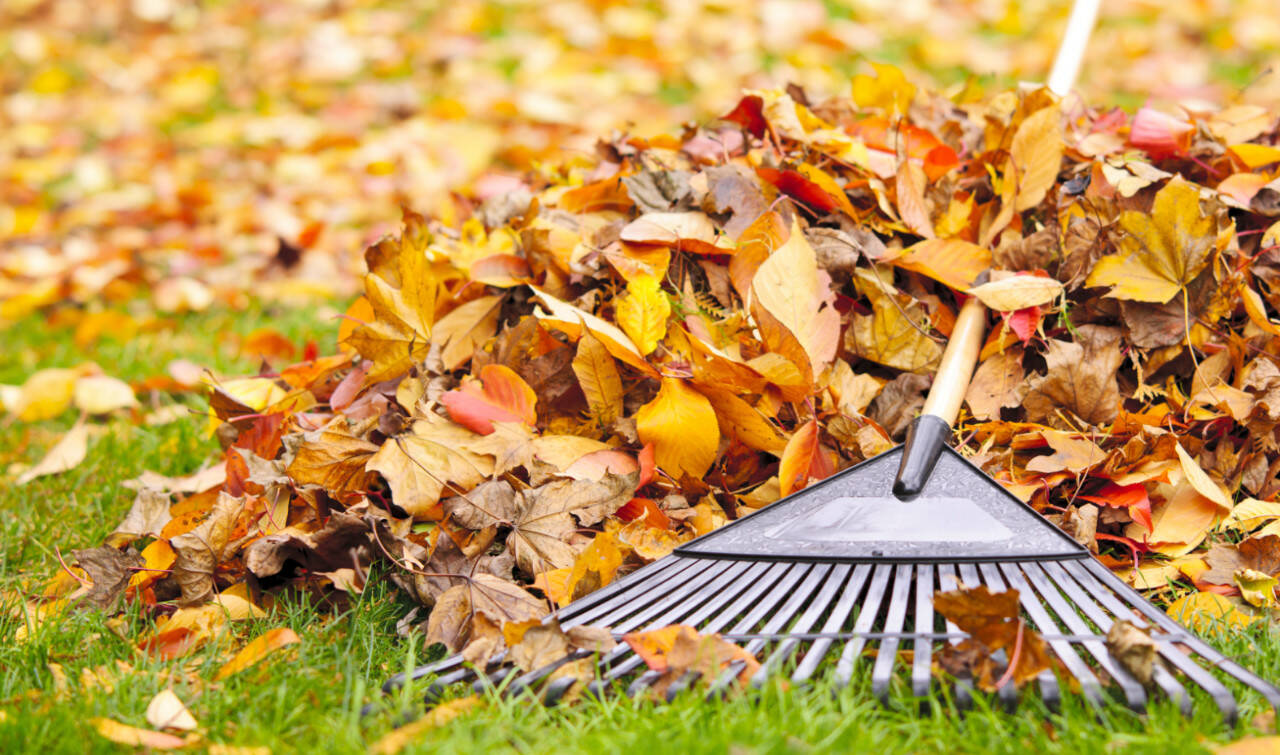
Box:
[368,697,484,755]
[90,718,186,750]
[636,377,719,479]
[751,219,840,373]
[1104,619,1157,685]
[215,627,301,680]
[146,689,199,731]
[17,421,89,485]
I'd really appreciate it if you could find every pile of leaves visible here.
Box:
[24,69,1280,688]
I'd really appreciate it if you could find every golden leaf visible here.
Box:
[1086,176,1219,304]
[750,219,840,373]
[847,268,943,373]
[1009,103,1064,212]
[636,378,719,479]
[614,275,670,356]
[572,332,623,426]
[214,627,300,680]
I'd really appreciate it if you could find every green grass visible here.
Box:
[2,306,1278,753]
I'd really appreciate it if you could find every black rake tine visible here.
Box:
[791,563,872,684]
[1081,559,1280,712]
[1041,561,1191,714]
[910,564,935,698]
[752,563,852,688]
[1068,560,1244,722]
[973,563,1020,709]
[382,653,470,694]
[834,563,893,687]
[871,564,913,701]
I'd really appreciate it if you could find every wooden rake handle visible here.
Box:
[892,296,986,498]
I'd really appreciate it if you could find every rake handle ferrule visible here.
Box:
[894,296,986,498]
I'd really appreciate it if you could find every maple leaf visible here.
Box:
[1022,331,1123,427]
[1086,177,1220,304]
[425,574,546,652]
[933,586,1053,692]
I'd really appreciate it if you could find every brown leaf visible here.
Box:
[170,492,245,605]
[286,420,379,495]
[869,373,931,439]
[933,585,1053,691]
[1105,619,1157,685]
[508,474,637,575]
[73,547,144,610]
[425,574,546,652]
[965,348,1027,420]
[1022,334,1123,427]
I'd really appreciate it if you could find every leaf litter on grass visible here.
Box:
[3,24,1280,748]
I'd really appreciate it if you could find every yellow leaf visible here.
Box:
[431,295,502,371]
[368,697,483,755]
[1085,177,1218,304]
[1137,483,1225,556]
[1174,442,1232,513]
[73,375,137,414]
[636,378,719,479]
[145,689,198,731]
[966,275,1063,312]
[215,627,300,680]
[14,367,78,421]
[1235,568,1277,608]
[852,62,916,116]
[530,287,658,376]
[614,275,670,356]
[90,718,186,750]
[572,333,623,426]
[17,421,89,485]
[895,162,934,238]
[1222,498,1280,532]
[695,384,788,456]
[847,268,943,373]
[1165,591,1259,635]
[1009,104,1064,212]
[1228,143,1280,169]
[1213,737,1280,755]
[750,220,840,372]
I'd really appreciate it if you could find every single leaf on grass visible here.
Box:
[1085,176,1219,304]
[636,378,719,479]
[1234,568,1278,608]
[145,689,198,731]
[614,274,670,356]
[73,546,144,609]
[215,627,300,680]
[90,718,186,750]
[572,332,623,425]
[17,421,88,484]
[750,219,840,373]
[778,420,836,496]
[73,375,137,414]
[368,697,484,755]
[440,364,537,435]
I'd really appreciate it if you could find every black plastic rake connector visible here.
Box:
[377,439,1280,722]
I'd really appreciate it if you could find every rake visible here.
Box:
[378,2,1280,723]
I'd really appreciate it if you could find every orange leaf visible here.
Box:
[90,719,186,750]
[778,420,835,496]
[215,627,300,680]
[440,364,537,435]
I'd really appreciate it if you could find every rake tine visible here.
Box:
[704,659,749,700]
[985,562,1105,708]
[791,563,872,684]
[1082,559,1280,712]
[1040,561,1191,715]
[742,564,834,658]
[834,563,893,687]
[564,558,728,628]
[1069,561,1245,722]
[557,556,693,624]
[974,563,1022,709]
[665,671,703,701]
[422,666,481,705]
[626,668,663,698]
[589,562,798,691]
[505,651,585,700]
[871,564,914,701]
[473,665,517,696]
[1015,562,1147,710]
[910,564,935,698]
[542,675,578,707]
[382,654,470,694]
[752,563,853,688]
[935,563,975,709]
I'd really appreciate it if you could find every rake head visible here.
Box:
[383,444,1280,723]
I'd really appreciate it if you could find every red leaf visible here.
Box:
[1079,481,1153,533]
[1003,307,1041,344]
[1128,107,1194,159]
[720,95,767,138]
[615,497,671,530]
[756,168,841,213]
[638,442,656,488]
[441,364,538,435]
[778,420,836,496]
